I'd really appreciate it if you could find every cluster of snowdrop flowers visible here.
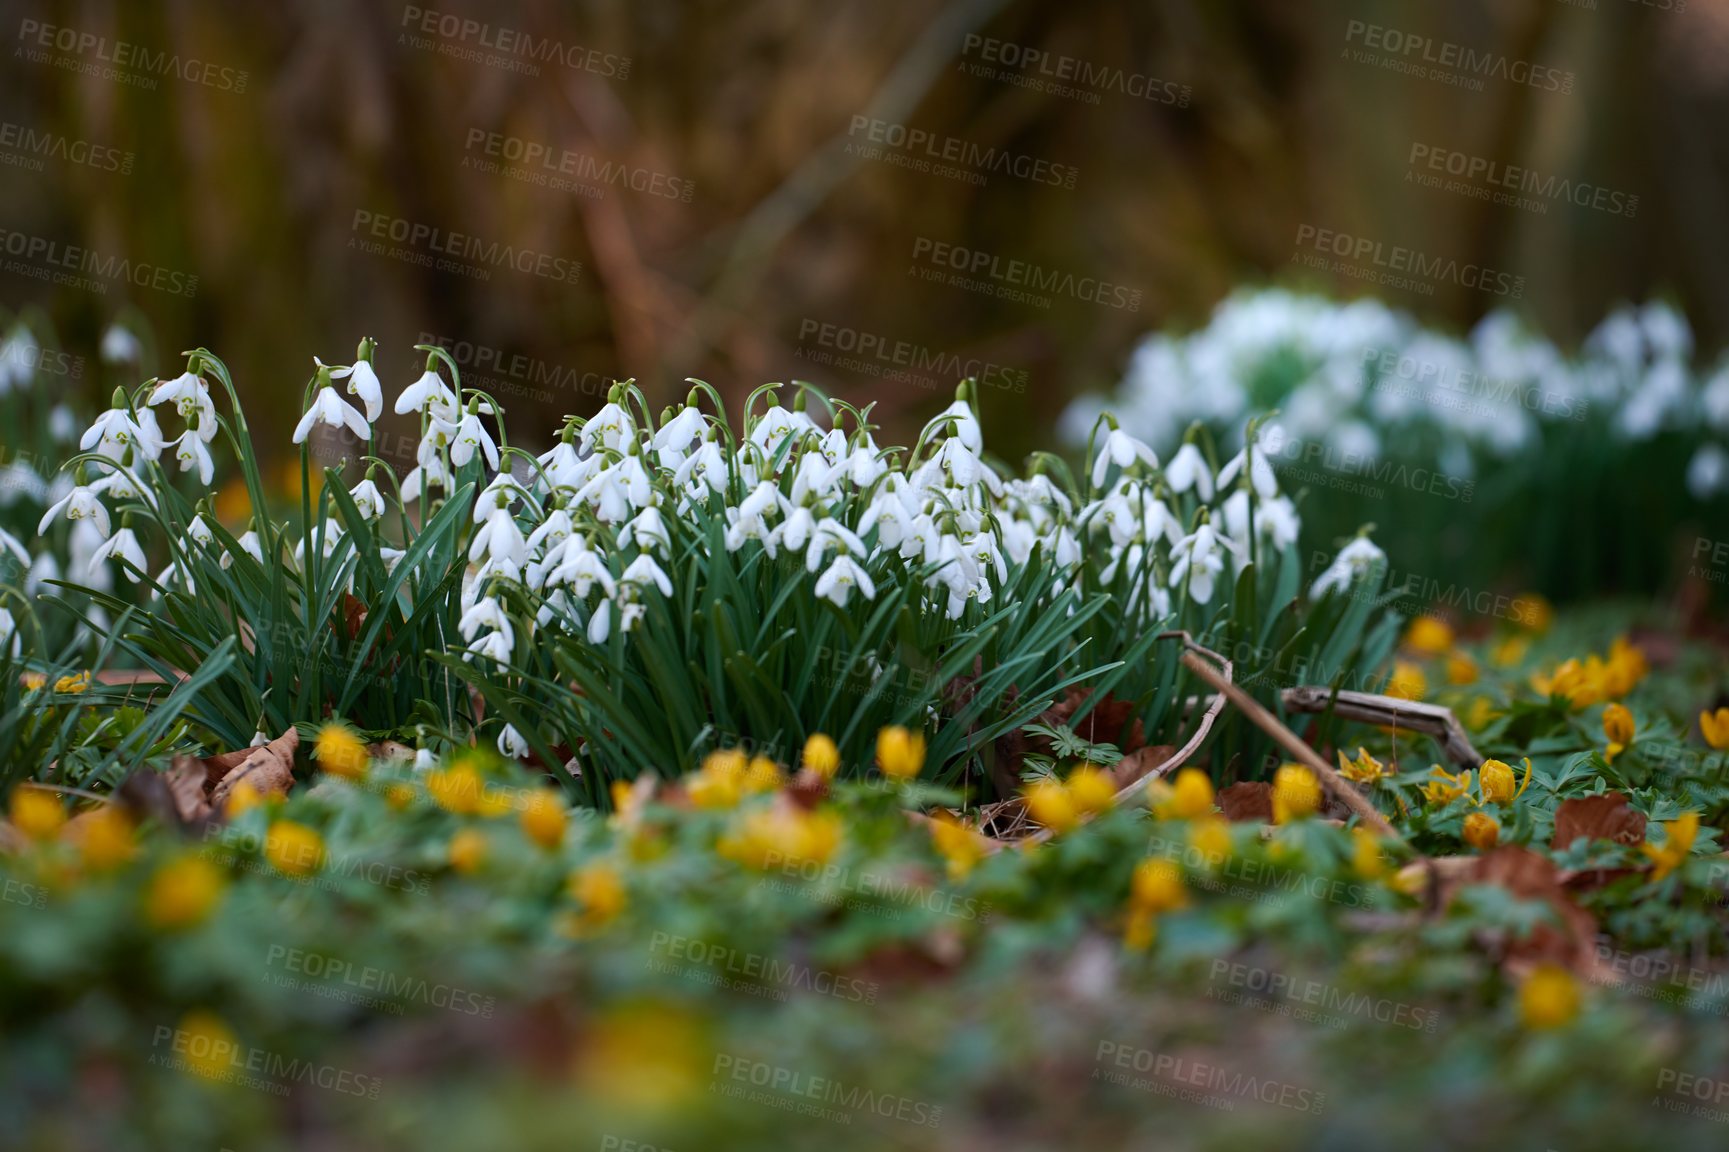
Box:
[1063,288,1729,500]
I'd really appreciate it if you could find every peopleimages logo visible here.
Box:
[399,7,630,78]
[958,34,1191,107]
[462,130,694,202]
[0,227,198,298]
[1406,144,1638,218]
[1343,20,1574,94]
[844,117,1078,190]
[16,19,250,92]
[1292,224,1524,300]
[0,122,133,175]
[350,210,582,284]
[910,237,1142,312]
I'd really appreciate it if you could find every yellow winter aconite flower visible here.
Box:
[423,761,504,816]
[930,812,988,881]
[265,821,325,877]
[53,671,91,694]
[9,786,65,841]
[688,749,746,809]
[1462,812,1500,850]
[1602,703,1635,763]
[1066,765,1117,816]
[1337,747,1389,785]
[385,783,417,811]
[1604,636,1648,697]
[521,789,569,850]
[1701,708,1729,751]
[1271,764,1321,824]
[1123,908,1157,952]
[1477,758,1532,805]
[718,806,842,870]
[568,863,626,927]
[1643,811,1700,882]
[145,856,225,929]
[1386,661,1427,702]
[1519,964,1580,1030]
[448,828,486,874]
[1350,826,1386,879]
[742,756,783,794]
[1022,777,1078,834]
[876,726,926,781]
[1445,651,1479,686]
[314,723,369,781]
[1131,858,1188,914]
[1156,768,1216,820]
[1404,615,1454,656]
[801,733,841,780]
[1513,593,1553,633]
[1531,659,1598,708]
[224,779,266,818]
[1188,816,1232,867]
[71,805,135,870]
[1461,696,1501,732]
[1490,635,1529,668]
[573,1001,708,1110]
[1421,766,1472,807]
[177,1010,241,1081]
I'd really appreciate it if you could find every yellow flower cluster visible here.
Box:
[1529,637,1648,710]
[1021,765,1118,834]
[718,806,843,870]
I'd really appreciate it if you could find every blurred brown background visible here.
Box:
[3,0,1728,462]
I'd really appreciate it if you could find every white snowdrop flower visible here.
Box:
[847,442,888,488]
[620,554,673,596]
[348,477,386,521]
[221,529,264,569]
[673,438,728,495]
[469,506,527,569]
[449,409,499,471]
[293,520,348,570]
[70,519,110,592]
[24,551,57,597]
[0,607,16,658]
[498,724,530,760]
[615,454,655,510]
[0,526,27,567]
[413,748,437,772]
[1310,536,1387,599]
[789,451,840,503]
[48,404,77,444]
[0,326,39,393]
[618,600,648,635]
[587,597,614,643]
[1092,428,1160,488]
[459,596,512,642]
[293,386,370,444]
[933,399,982,453]
[748,403,815,460]
[401,454,451,504]
[82,404,161,464]
[1217,430,1280,498]
[1168,522,1234,605]
[805,518,867,573]
[580,401,636,455]
[39,484,110,538]
[1687,444,1729,499]
[1164,443,1214,500]
[90,525,148,583]
[652,405,707,466]
[723,506,779,556]
[395,369,458,417]
[100,322,142,364]
[527,508,574,556]
[814,555,876,607]
[90,469,152,507]
[186,515,215,548]
[546,544,616,599]
[538,439,585,489]
[898,514,941,567]
[155,559,196,595]
[148,371,218,441]
[171,431,215,485]
[329,358,384,423]
[380,546,407,574]
[780,505,816,552]
[618,506,670,556]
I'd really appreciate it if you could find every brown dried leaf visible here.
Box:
[163,756,213,823]
[1455,845,1602,976]
[1216,781,1273,823]
[1111,744,1177,790]
[210,728,300,809]
[1551,793,1647,851]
